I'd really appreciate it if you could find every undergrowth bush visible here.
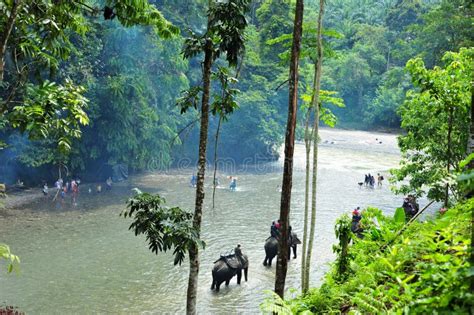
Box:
[261,198,473,314]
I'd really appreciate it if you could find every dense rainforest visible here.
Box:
[1,0,471,183]
[1,0,473,314]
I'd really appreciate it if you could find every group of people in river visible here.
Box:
[41,176,115,206]
[359,173,384,188]
[189,174,237,191]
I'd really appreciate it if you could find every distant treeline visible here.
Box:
[0,0,471,183]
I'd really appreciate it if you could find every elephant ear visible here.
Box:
[242,255,249,268]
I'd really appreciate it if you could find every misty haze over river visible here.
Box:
[0,129,430,313]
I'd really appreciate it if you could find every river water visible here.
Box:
[0,129,416,314]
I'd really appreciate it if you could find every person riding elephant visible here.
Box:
[263,229,301,267]
[402,195,419,221]
[211,244,249,292]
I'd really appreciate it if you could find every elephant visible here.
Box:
[263,232,301,267]
[211,251,248,292]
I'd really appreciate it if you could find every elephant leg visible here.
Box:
[263,257,268,266]
[288,247,291,260]
[268,257,272,266]
[244,267,248,282]
[216,281,222,292]
[293,245,297,259]
[225,279,230,286]
[237,270,242,285]
[211,279,215,290]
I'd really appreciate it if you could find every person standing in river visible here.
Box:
[71,179,79,206]
[42,182,49,196]
[377,173,384,187]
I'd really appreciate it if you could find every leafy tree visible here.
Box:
[0,0,178,161]
[122,190,204,266]
[391,48,473,206]
[69,25,187,172]
[179,1,249,313]
[301,0,325,295]
[409,0,474,67]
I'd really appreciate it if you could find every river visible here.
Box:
[0,129,414,314]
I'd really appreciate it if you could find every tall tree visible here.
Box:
[180,1,249,313]
[0,0,178,152]
[391,48,472,206]
[303,0,325,294]
[274,0,304,298]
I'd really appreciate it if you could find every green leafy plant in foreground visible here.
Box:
[332,214,353,282]
[122,189,205,266]
[264,199,473,314]
[0,244,19,274]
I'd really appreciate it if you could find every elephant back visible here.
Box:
[265,236,279,249]
[225,254,248,269]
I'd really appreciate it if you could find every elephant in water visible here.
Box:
[211,250,248,292]
[263,232,301,267]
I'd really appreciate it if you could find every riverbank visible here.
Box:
[0,189,42,217]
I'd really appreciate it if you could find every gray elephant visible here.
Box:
[211,248,249,292]
[263,232,301,267]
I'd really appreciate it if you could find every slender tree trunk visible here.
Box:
[304,0,325,292]
[274,0,304,298]
[301,109,311,293]
[212,115,222,209]
[0,0,21,82]
[469,73,474,163]
[445,105,454,207]
[186,43,213,315]
[468,72,474,293]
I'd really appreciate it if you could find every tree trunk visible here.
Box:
[186,42,213,315]
[304,0,325,292]
[468,68,474,293]
[0,0,21,82]
[468,68,474,170]
[301,109,311,293]
[274,0,304,299]
[445,105,454,207]
[212,115,222,209]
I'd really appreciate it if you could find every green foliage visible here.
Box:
[393,207,406,224]
[332,214,353,282]
[122,190,205,266]
[210,67,240,120]
[177,87,202,114]
[7,80,89,154]
[182,0,250,66]
[106,0,180,37]
[319,0,471,128]
[286,199,474,313]
[0,243,20,274]
[391,48,473,202]
[260,290,294,315]
[457,153,474,194]
[0,0,181,172]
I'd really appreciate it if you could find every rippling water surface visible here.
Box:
[1,129,423,314]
